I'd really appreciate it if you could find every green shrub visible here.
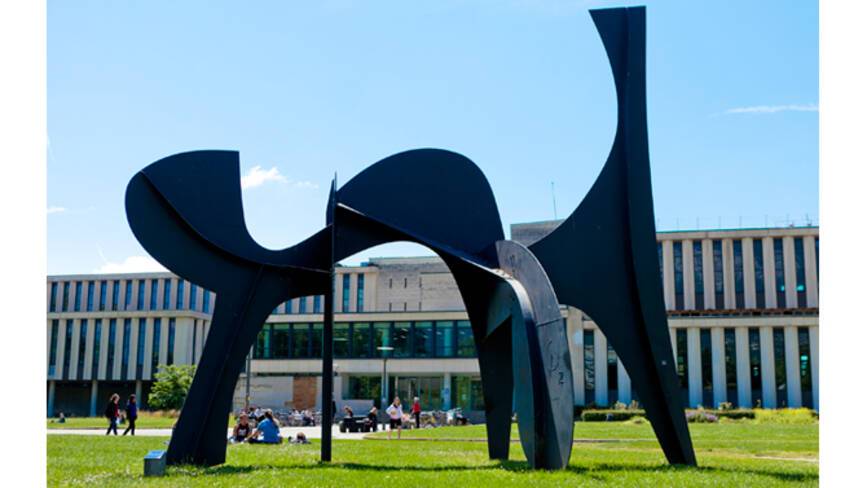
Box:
[581,409,645,422]
[754,408,818,424]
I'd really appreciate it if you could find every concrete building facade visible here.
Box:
[46,223,819,417]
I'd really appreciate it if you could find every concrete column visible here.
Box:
[711,328,726,408]
[783,237,797,308]
[83,319,95,379]
[670,328,678,364]
[89,380,98,417]
[47,381,55,417]
[784,327,802,407]
[568,308,585,406]
[159,318,170,370]
[143,318,155,379]
[98,320,109,380]
[69,320,80,380]
[735,327,751,408]
[617,359,631,405]
[114,320,125,380]
[683,239,695,309]
[128,320,140,381]
[743,238,757,308]
[594,329,608,406]
[804,236,818,307]
[335,274,345,312]
[702,240,715,309]
[723,239,736,309]
[105,280,114,312]
[348,273,358,313]
[809,326,819,410]
[762,238,776,308]
[143,279,153,311]
[56,321,68,380]
[135,381,142,407]
[662,240,675,310]
[687,328,702,407]
[759,327,776,408]
[442,372,452,410]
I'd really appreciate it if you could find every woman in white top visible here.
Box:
[385,397,403,440]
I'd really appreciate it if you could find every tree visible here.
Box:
[148,364,196,411]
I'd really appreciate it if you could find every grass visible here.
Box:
[47,421,817,487]
[47,412,235,430]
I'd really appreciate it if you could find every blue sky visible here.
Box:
[47,0,817,274]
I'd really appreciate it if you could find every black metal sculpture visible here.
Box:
[124,5,695,470]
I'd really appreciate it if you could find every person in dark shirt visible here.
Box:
[230,413,252,443]
[104,393,120,435]
[122,394,138,436]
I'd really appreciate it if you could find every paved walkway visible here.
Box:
[47,425,369,440]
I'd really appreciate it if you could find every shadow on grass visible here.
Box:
[171,459,816,483]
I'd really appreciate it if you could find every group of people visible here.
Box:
[382,396,422,440]
[104,393,138,436]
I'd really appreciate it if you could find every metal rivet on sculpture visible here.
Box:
[124,6,696,470]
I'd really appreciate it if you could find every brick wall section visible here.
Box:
[293,376,317,410]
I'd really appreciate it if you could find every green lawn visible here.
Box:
[47,422,817,487]
[47,413,235,430]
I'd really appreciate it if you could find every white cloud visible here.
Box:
[93,255,166,274]
[47,206,66,214]
[240,165,287,190]
[724,104,818,115]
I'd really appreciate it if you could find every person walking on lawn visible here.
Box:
[122,394,138,436]
[386,396,403,440]
[104,393,120,435]
[411,397,422,429]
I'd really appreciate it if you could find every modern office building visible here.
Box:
[46,222,819,418]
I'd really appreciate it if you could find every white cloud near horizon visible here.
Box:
[93,255,166,273]
[724,103,818,115]
[47,206,66,214]
[241,165,287,189]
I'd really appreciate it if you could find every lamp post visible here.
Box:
[377,345,394,426]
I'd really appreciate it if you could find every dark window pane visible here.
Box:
[773,328,787,407]
[86,281,94,312]
[584,330,595,401]
[311,323,323,358]
[111,280,120,311]
[151,318,162,374]
[98,281,107,311]
[713,240,724,308]
[334,322,350,358]
[121,319,131,379]
[49,282,57,312]
[342,274,351,311]
[676,329,689,407]
[63,320,73,379]
[91,319,102,378]
[167,318,175,365]
[255,324,271,359]
[393,322,411,358]
[693,242,704,310]
[673,241,684,310]
[753,240,766,308]
[749,328,763,407]
[456,321,475,357]
[272,324,290,358]
[798,327,813,408]
[106,319,116,380]
[150,280,158,310]
[351,323,371,358]
[435,321,455,357]
[291,324,310,358]
[357,275,365,312]
[700,329,713,407]
[373,322,391,356]
[176,280,185,310]
[733,241,745,308]
[773,238,786,308]
[413,321,433,358]
[77,319,88,380]
[795,237,807,307]
[724,328,738,405]
[48,319,59,376]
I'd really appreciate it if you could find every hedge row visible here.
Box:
[579,408,757,422]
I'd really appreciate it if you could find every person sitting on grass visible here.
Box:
[229,412,253,443]
[246,409,282,444]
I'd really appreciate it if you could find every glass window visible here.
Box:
[255,324,272,359]
[86,281,95,312]
[607,342,617,403]
[189,283,197,311]
[749,328,762,407]
[773,328,787,407]
[373,322,391,356]
[393,322,411,358]
[150,280,158,310]
[106,319,116,380]
[798,327,813,408]
[74,281,82,312]
[272,324,290,358]
[63,320,73,379]
[49,282,57,312]
[163,279,172,310]
[753,240,765,308]
[351,322,371,358]
[77,319,88,380]
[435,321,455,357]
[176,280,185,310]
[693,242,704,310]
[137,280,145,310]
[313,295,321,313]
[357,274,365,312]
[203,290,211,313]
[724,328,737,405]
[773,238,786,307]
[136,318,146,379]
[348,376,382,409]
[794,237,807,307]
[311,323,323,358]
[152,318,162,375]
[733,241,745,308]
[48,319,58,376]
[121,319,131,379]
[584,330,595,402]
[299,296,307,314]
[62,282,70,311]
[191,320,198,363]
[673,241,684,310]
[111,280,120,311]
[291,324,310,358]
[456,320,474,357]
[676,329,689,407]
[99,280,107,311]
[284,300,292,314]
[342,274,351,311]
[657,242,663,285]
[167,318,176,365]
[413,321,434,358]
[712,240,724,308]
[91,319,102,378]
[700,329,713,407]
[334,322,350,358]
[452,375,485,411]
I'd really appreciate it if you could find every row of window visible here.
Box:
[253,320,476,360]
[48,317,177,381]
[48,278,213,314]
[347,374,484,411]
[582,326,814,408]
[659,236,817,311]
